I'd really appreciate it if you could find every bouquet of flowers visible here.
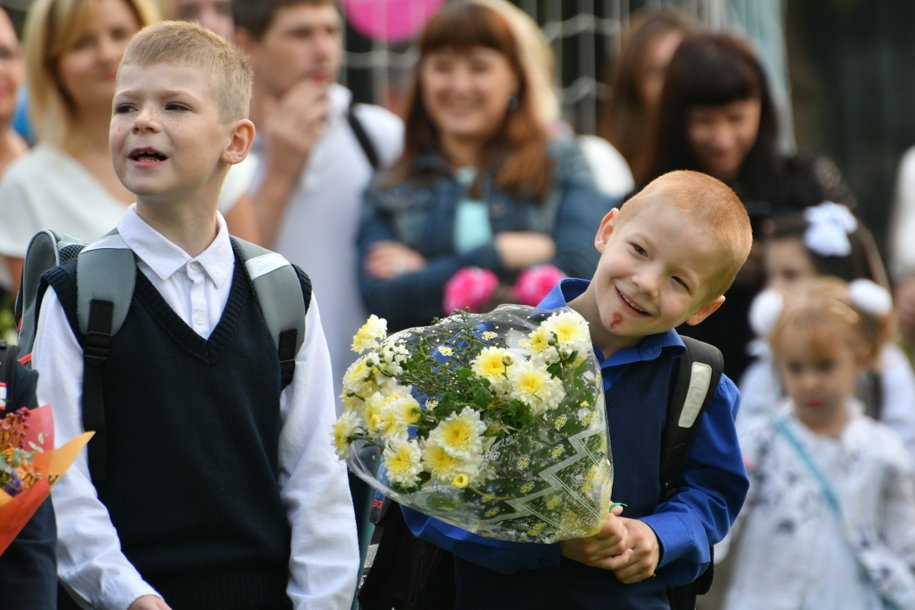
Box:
[0,405,92,555]
[335,305,613,543]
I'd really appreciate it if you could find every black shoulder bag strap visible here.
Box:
[0,342,18,407]
[347,100,381,171]
[662,335,724,610]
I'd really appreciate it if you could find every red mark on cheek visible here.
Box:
[610,313,623,328]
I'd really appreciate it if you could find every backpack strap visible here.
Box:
[16,230,85,355]
[347,100,381,171]
[662,335,724,610]
[0,341,18,410]
[659,335,724,500]
[76,231,137,483]
[231,237,308,387]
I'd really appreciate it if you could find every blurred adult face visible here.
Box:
[420,46,518,155]
[685,97,761,180]
[178,0,234,40]
[56,0,141,116]
[0,9,22,125]
[239,3,342,98]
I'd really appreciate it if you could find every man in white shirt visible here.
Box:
[234,0,404,405]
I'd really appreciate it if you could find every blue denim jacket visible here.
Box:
[357,136,615,330]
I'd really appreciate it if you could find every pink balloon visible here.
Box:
[344,0,444,43]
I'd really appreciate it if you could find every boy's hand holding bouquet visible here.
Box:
[334,305,614,543]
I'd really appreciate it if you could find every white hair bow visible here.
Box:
[848,279,893,317]
[803,202,858,257]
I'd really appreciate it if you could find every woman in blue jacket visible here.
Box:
[357,0,612,332]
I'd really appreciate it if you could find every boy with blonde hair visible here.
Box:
[405,170,753,609]
[33,21,358,610]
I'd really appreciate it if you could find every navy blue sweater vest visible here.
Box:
[46,250,303,609]
[453,352,677,610]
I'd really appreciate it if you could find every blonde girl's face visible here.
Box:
[765,236,818,293]
[0,9,22,125]
[56,0,141,116]
[774,329,862,435]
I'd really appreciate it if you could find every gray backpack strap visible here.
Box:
[76,231,136,336]
[76,230,136,484]
[232,237,306,386]
[17,230,84,354]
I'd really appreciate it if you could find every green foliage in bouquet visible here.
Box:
[334,305,614,543]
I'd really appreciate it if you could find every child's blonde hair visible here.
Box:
[24,0,160,148]
[618,169,753,299]
[769,276,895,369]
[120,20,253,122]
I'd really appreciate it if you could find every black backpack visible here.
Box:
[663,336,724,610]
[14,229,310,483]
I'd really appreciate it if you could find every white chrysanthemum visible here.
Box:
[376,341,409,377]
[427,407,487,461]
[508,360,565,414]
[422,443,462,482]
[541,310,591,355]
[351,314,388,353]
[521,324,555,356]
[332,410,365,460]
[363,387,419,439]
[471,346,514,390]
[383,437,423,488]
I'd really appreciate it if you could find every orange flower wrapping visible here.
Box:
[0,405,92,555]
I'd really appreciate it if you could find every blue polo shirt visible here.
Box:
[403,278,748,609]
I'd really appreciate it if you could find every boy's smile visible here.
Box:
[110,62,242,208]
[572,196,725,355]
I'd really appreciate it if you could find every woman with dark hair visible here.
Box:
[357,0,611,332]
[598,8,698,186]
[643,31,855,380]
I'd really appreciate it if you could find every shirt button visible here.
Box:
[195,314,205,326]
[190,261,201,271]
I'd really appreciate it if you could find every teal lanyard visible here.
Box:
[774,417,842,517]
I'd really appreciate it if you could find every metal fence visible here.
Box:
[340,0,791,141]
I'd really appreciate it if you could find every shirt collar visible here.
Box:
[539,278,686,367]
[117,206,234,287]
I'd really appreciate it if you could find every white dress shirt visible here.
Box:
[35,207,359,609]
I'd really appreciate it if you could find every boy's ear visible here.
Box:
[222,118,255,165]
[684,294,726,326]
[594,208,619,254]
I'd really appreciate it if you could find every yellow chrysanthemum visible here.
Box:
[553,414,568,430]
[546,496,561,510]
[383,437,422,488]
[482,331,497,341]
[438,346,454,357]
[351,314,387,353]
[451,473,470,488]
[550,445,566,459]
[521,482,535,494]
